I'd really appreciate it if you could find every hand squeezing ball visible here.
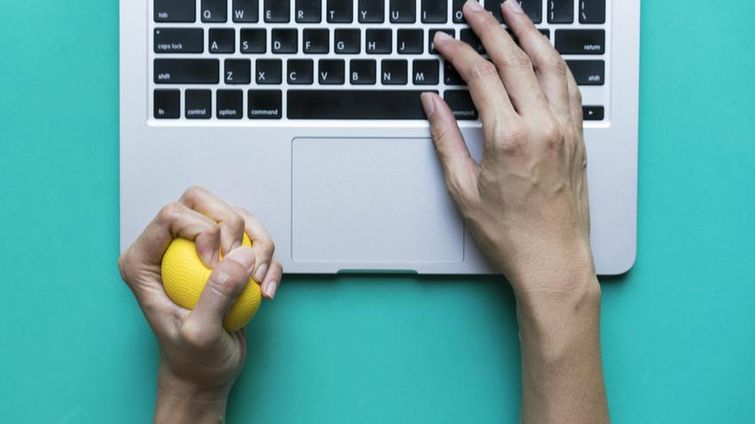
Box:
[161,234,261,332]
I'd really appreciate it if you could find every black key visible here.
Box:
[154,59,220,84]
[444,90,478,120]
[358,0,385,23]
[381,60,408,85]
[155,0,196,22]
[413,59,439,85]
[548,0,574,23]
[154,28,203,53]
[264,0,290,22]
[288,59,314,84]
[579,0,605,23]
[154,89,180,119]
[318,59,345,84]
[484,1,503,22]
[185,90,212,119]
[390,0,416,23]
[460,28,484,54]
[272,29,298,53]
[209,28,235,53]
[397,29,423,54]
[556,30,605,55]
[582,105,604,121]
[256,59,283,84]
[201,0,227,22]
[233,0,259,22]
[422,0,447,23]
[366,29,392,54]
[350,60,377,85]
[241,29,266,53]
[566,60,604,85]
[303,29,329,53]
[249,90,282,119]
[444,62,463,85]
[429,29,454,54]
[540,29,551,40]
[288,90,432,119]
[225,59,251,84]
[452,0,468,23]
[335,29,360,54]
[217,90,243,119]
[327,0,353,22]
[520,0,543,24]
[296,0,322,23]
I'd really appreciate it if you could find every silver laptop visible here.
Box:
[120,0,639,275]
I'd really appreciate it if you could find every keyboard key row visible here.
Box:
[154,88,479,120]
[155,0,605,25]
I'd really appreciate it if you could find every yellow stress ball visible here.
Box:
[161,233,261,332]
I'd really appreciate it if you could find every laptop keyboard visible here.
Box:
[151,0,608,121]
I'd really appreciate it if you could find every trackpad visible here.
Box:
[291,138,464,264]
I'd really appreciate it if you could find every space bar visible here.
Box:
[287,90,432,120]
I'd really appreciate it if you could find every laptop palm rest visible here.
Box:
[291,137,464,266]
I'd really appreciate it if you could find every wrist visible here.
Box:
[154,363,231,424]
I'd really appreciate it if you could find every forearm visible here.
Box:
[515,272,609,424]
[153,363,230,424]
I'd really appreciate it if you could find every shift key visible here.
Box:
[154,59,220,84]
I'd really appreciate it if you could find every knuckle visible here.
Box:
[467,59,498,81]
[180,185,207,204]
[492,122,528,153]
[156,202,183,225]
[431,122,452,142]
[542,122,564,147]
[208,268,246,297]
[541,53,567,75]
[226,213,245,231]
[503,51,533,70]
[117,251,132,281]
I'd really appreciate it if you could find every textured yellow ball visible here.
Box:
[161,234,261,332]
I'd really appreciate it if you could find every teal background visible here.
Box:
[1,1,753,422]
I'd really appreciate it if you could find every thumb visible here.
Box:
[420,92,479,205]
[187,246,256,335]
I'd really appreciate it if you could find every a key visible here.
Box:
[288,59,314,84]
[155,0,196,23]
[382,60,408,85]
[555,30,605,55]
[288,90,433,119]
[209,29,235,53]
[217,90,243,119]
[264,0,290,22]
[303,29,329,53]
[232,0,259,22]
[520,0,543,23]
[296,0,322,23]
[318,59,346,84]
[429,29,454,54]
[154,59,220,84]
[358,0,385,23]
[582,105,604,120]
[413,59,439,85]
[201,0,227,22]
[579,0,605,23]
[452,0,470,23]
[484,1,503,22]
[185,90,212,119]
[460,28,484,54]
[225,59,251,84]
[397,29,423,54]
[249,90,282,119]
[350,60,377,85]
[366,29,392,54]
[548,0,574,23]
[327,0,353,22]
[154,89,180,118]
[241,29,266,53]
[444,90,478,120]
[422,0,448,23]
[335,29,360,54]
[154,28,204,53]
[444,62,463,85]
[566,60,604,85]
[256,59,283,84]
[272,29,298,53]
[390,0,416,23]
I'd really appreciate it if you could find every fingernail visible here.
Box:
[263,280,279,299]
[254,263,268,283]
[225,247,256,274]
[434,30,452,43]
[505,0,523,13]
[420,92,437,117]
[465,0,484,12]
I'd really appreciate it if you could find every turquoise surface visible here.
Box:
[1,1,753,422]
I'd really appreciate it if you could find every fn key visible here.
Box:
[154,89,180,119]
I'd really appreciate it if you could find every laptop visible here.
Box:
[120,0,639,275]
